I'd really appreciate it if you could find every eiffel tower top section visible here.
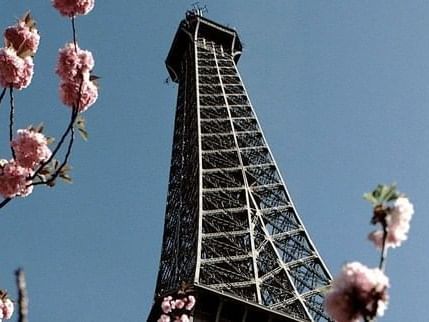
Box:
[149,11,333,322]
[166,11,242,82]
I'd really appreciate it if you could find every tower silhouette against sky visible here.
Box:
[148,11,332,322]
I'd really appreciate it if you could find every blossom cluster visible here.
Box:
[0,13,39,89]
[0,129,52,199]
[56,42,98,112]
[158,294,196,322]
[52,0,95,17]
[53,0,98,112]
[325,262,389,322]
[0,159,33,199]
[0,3,99,204]
[12,129,52,169]
[0,292,14,321]
[325,186,414,321]
[368,197,414,249]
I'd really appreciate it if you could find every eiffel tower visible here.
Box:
[148,10,332,322]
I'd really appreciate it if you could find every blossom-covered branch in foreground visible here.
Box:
[325,184,414,322]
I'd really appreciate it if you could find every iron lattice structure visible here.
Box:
[149,12,333,322]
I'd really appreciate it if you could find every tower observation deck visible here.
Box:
[148,11,333,322]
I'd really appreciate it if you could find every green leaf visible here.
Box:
[74,115,89,141]
[363,192,378,205]
[23,11,32,25]
[36,174,46,182]
[364,183,400,206]
[46,136,55,145]
[89,75,101,81]
[27,123,44,133]
[58,163,72,183]
[78,127,89,141]
[59,163,72,175]
[59,173,73,184]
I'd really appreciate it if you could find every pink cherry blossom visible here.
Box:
[56,42,94,82]
[11,129,52,169]
[0,160,33,198]
[175,299,185,310]
[185,295,196,310]
[369,197,414,249]
[325,262,389,322]
[161,296,173,314]
[169,299,176,311]
[52,0,95,17]
[0,47,34,89]
[59,79,98,112]
[173,314,190,322]
[0,298,14,320]
[4,20,40,57]
[157,314,170,322]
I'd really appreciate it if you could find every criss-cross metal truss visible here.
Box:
[149,12,333,322]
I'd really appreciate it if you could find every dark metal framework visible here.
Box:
[149,12,332,322]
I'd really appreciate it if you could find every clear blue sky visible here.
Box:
[0,1,428,321]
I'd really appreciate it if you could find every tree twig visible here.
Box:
[31,107,78,180]
[49,110,76,183]
[379,224,388,271]
[71,16,78,52]
[365,223,389,322]
[32,108,78,187]
[0,197,12,209]
[9,87,16,160]
[0,87,6,107]
[15,268,29,322]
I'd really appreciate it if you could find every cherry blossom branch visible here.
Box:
[362,225,388,322]
[15,268,29,322]
[0,87,6,107]
[9,87,16,159]
[42,13,82,186]
[31,107,78,181]
[71,16,78,51]
[32,108,77,187]
[379,224,388,271]
[325,186,414,322]
[0,106,77,206]
[0,6,98,207]
[46,126,75,185]
[33,13,83,186]
[30,12,83,185]
[0,197,11,209]
[52,108,77,177]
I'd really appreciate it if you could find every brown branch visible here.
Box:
[49,114,76,183]
[9,87,16,160]
[31,107,78,180]
[364,221,389,322]
[15,268,29,322]
[71,16,78,52]
[32,108,77,187]
[0,87,6,107]
[379,224,389,271]
[0,197,12,209]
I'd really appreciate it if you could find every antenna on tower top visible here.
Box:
[188,2,208,17]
